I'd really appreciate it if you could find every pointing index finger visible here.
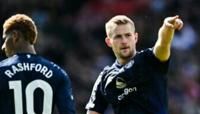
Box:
[168,15,179,23]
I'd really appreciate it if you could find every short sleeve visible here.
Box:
[144,48,170,74]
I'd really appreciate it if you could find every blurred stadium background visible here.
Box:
[0,0,199,114]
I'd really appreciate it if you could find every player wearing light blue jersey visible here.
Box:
[86,15,183,114]
[0,14,76,114]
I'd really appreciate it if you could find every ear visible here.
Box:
[134,32,138,43]
[11,30,20,44]
[105,37,112,47]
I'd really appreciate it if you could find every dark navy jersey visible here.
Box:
[0,53,75,114]
[86,48,169,114]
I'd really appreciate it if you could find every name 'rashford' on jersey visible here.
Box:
[0,53,75,114]
[86,48,169,114]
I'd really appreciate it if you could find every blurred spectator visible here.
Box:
[172,23,197,52]
[0,0,200,114]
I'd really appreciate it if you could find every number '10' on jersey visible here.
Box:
[0,53,76,114]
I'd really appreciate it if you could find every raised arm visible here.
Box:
[153,15,183,61]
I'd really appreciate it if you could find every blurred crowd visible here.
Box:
[0,0,200,114]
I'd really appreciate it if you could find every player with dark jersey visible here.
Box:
[0,14,76,114]
[86,15,183,114]
[86,48,169,114]
[0,53,75,114]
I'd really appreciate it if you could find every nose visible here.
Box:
[1,42,5,51]
[121,36,128,43]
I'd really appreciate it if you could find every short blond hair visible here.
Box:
[3,14,38,44]
[105,15,135,38]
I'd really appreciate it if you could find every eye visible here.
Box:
[114,34,122,39]
[125,33,132,37]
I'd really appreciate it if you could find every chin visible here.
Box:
[6,53,13,57]
[121,53,133,59]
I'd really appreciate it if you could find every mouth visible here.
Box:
[120,46,129,50]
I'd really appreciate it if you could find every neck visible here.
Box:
[117,58,131,65]
[15,45,36,55]
[117,51,136,65]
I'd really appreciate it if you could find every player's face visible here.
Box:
[2,32,15,57]
[106,24,138,60]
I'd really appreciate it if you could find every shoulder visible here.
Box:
[138,48,169,62]
[134,48,155,61]
[96,63,118,82]
[100,64,115,76]
[93,65,112,82]
[39,56,69,77]
[102,65,112,73]
[0,55,18,68]
[137,48,170,68]
[49,60,68,75]
[137,48,153,56]
[40,57,61,70]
